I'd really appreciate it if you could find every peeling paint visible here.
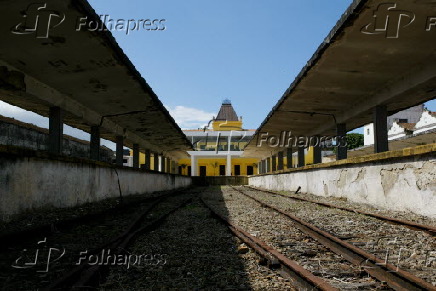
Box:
[414,162,436,191]
[380,169,399,196]
[337,169,348,189]
[249,155,436,218]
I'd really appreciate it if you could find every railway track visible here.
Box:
[245,186,436,236]
[0,189,188,249]
[0,190,194,291]
[200,196,340,290]
[2,186,434,290]
[102,193,301,290]
[229,186,435,290]
[46,194,193,290]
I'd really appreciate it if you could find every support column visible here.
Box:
[286,147,293,169]
[266,157,271,173]
[145,149,151,170]
[373,105,389,153]
[132,144,140,169]
[153,152,159,171]
[336,123,347,160]
[278,151,284,171]
[191,155,198,176]
[226,154,232,176]
[271,155,277,172]
[90,126,100,161]
[258,162,261,174]
[313,137,322,164]
[166,158,171,174]
[48,106,63,154]
[116,135,124,166]
[160,155,165,173]
[298,147,305,167]
[171,161,176,174]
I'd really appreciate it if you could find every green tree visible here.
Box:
[346,133,364,150]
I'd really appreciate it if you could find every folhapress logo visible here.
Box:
[11,3,65,39]
[11,3,166,38]
[361,3,415,38]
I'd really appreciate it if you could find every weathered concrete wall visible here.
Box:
[0,116,114,162]
[249,145,436,218]
[0,146,191,220]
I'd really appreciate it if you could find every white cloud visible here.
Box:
[0,101,212,149]
[166,105,215,129]
[0,101,118,148]
[0,100,49,128]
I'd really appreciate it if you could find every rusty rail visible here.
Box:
[44,195,193,290]
[200,197,338,291]
[0,190,188,249]
[231,186,435,291]
[246,186,436,236]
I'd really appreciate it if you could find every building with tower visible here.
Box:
[179,100,260,176]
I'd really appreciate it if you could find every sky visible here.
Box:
[0,0,435,148]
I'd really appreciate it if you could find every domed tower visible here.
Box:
[212,99,243,131]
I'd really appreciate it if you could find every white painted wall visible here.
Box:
[415,111,436,134]
[387,122,407,140]
[249,156,436,218]
[0,154,192,220]
[363,123,374,145]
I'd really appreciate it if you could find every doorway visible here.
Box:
[219,165,225,176]
[234,165,240,176]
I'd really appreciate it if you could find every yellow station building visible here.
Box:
[179,100,260,176]
[131,100,316,175]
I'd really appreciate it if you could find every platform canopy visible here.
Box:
[0,0,192,159]
[244,0,436,158]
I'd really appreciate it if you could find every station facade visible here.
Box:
[179,100,259,176]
